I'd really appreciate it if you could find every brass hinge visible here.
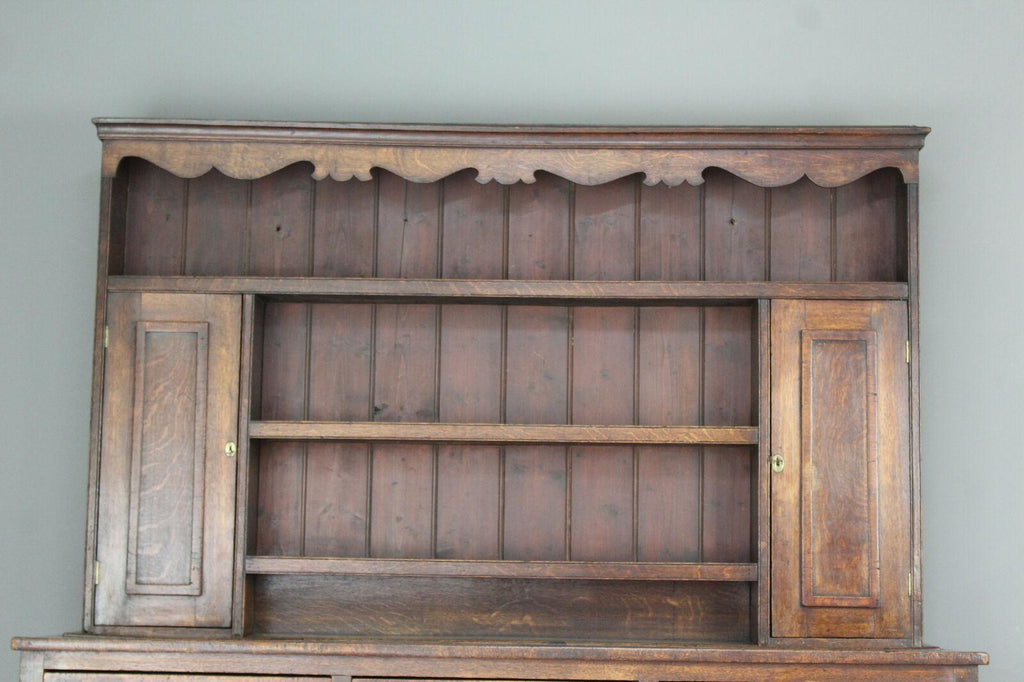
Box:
[908,572,913,596]
[906,340,910,364]
[94,560,101,585]
[103,325,109,349]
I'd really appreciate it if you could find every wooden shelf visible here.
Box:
[245,556,759,582]
[107,276,908,302]
[248,421,758,445]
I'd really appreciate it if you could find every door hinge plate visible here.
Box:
[94,560,101,585]
[103,325,109,349]
[906,340,911,364]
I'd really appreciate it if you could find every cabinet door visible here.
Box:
[94,293,241,627]
[771,300,911,639]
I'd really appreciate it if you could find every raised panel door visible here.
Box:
[93,293,241,627]
[770,300,911,639]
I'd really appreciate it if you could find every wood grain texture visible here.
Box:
[702,306,755,563]
[96,120,929,186]
[836,169,905,281]
[573,178,636,280]
[800,330,880,608]
[376,173,439,278]
[502,446,567,560]
[771,300,911,639]
[373,304,438,422]
[184,169,248,276]
[505,307,569,423]
[369,444,434,558]
[256,302,308,555]
[312,177,377,277]
[249,422,758,445]
[441,170,505,278]
[248,164,313,277]
[108,276,911,301]
[251,574,751,642]
[125,321,208,595]
[94,293,239,627]
[704,169,766,281]
[769,177,832,281]
[639,182,701,280]
[507,173,571,279]
[123,160,186,276]
[43,671,323,675]
[636,307,701,561]
[245,556,757,581]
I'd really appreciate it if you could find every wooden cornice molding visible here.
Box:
[95,119,928,186]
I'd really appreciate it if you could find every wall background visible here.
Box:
[2,1,1019,679]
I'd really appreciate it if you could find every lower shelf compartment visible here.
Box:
[248,573,752,643]
[15,636,989,682]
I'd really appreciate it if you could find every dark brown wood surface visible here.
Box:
[94,293,240,627]
[771,300,911,639]
[21,121,988,679]
[95,120,929,187]
[108,275,910,301]
[250,574,751,642]
[14,635,987,682]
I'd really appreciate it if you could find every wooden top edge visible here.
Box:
[93,118,930,148]
[11,636,987,665]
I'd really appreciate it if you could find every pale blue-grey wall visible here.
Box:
[2,1,1019,679]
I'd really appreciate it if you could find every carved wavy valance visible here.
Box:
[95,119,928,187]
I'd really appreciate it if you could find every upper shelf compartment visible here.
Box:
[108,159,910,284]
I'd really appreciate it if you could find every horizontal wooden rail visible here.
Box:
[108,276,908,302]
[248,421,758,445]
[245,556,759,582]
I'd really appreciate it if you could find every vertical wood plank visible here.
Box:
[436,446,500,559]
[442,170,505,278]
[304,303,373,556]
[508,173,571,280]
[639,183,701,280]
[836,169,905,281]
[308,304,373,422]
[573,178,636,280]
[303,444,369,557]
[570,446,634,561]
[702,306,754,562]
[184,170,247,275]
[570,306,635,561]
[770,177,832,281]
[248,164,314,276]
[124,160,186,275]
[636,307,701,561]
[370,445,434,558]
[376,172,440,278]
[704,169,767,280]
[373,304,438,422]
[572,307,634,424]
[503,445,567,560]
[439,305,502,423]
[313,177,378,276]
[256,302,308,555]
[505,306,569,424]
[436,304,502,559]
